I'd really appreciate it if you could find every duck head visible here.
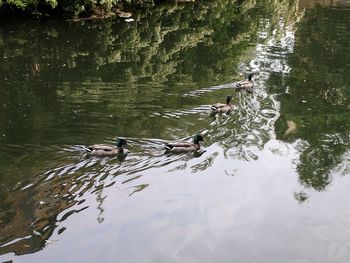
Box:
[248,73,253,81]
[226,96,233,104]
[116,138,127,147]
[193,134,204,144]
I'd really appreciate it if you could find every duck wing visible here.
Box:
[235,80,248,88]
[88,144,115,152]
[211,103,226,110]
[165,142,192,150]
[235,80,253,90]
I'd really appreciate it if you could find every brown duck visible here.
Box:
[235,73,253,93]
[85,138,127,156]
[165,135,204,153]
[210,96,234,114]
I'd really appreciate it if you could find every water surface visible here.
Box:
[1,0,350,262]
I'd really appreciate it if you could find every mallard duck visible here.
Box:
[85,138,127,156]
[165,134,204,153]
[235,73,253,93]
[210,96,233,114]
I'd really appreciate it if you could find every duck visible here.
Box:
[164,134,204,153]
[235,73,253,93]
[210,96,234,114]
[85,138,127,156]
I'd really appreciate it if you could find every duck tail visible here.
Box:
[164,144,173,151]
[83,146,93,153]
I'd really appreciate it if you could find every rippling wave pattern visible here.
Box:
[4,0,350,261]
[0,10,297,258]
[1,13,297,256]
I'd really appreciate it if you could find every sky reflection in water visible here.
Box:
[1,0,350,262]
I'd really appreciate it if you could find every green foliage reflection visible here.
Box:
[276,4,350,191]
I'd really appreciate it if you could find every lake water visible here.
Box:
[1,0,350,262]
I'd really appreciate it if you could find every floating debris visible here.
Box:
[284,120,297,136]
[33,230,42,236]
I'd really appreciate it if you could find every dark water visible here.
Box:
[1,0,350,262]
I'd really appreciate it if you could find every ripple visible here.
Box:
[150,105,211,119]
[0,7,299,260]
[182,82,235,97]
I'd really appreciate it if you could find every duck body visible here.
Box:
[85,139,127,156]
[235,73,253,93]
[86,144,124,156]
[211,96,233,114]
[165,135,204,153]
